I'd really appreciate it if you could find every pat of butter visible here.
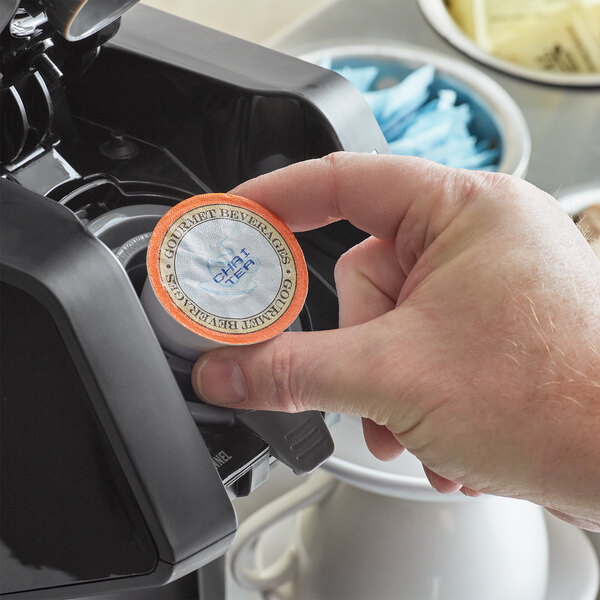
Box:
[141,193,308,360]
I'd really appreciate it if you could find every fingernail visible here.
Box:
[194,358,247,405]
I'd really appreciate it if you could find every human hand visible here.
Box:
[191,152,600,530]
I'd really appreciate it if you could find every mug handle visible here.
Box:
[230,470,338,592]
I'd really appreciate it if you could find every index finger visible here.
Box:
[230,152,475,241]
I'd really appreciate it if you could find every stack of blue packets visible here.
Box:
[325,60,500,171]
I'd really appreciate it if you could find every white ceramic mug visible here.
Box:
[231,470,549,600]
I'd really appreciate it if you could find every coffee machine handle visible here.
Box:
[236,410,334,475]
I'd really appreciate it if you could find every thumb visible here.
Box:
[191,321,401,421]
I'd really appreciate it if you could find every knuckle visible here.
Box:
[320,150,343,170]
[381,356,450,448]
[468,169,511,193]
[333,247,355,285]
[319,152,344,216]
[335,238,374,288]
[444,168,513,205]
[426,169,523,239]
[268,339,304,413]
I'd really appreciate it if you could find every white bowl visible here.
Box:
[302,42,531,177]
[556,182,600,215]
[418,0,600,88]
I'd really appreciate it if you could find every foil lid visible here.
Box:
[143,193,308,358]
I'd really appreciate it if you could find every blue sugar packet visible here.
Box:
[329,60,500,170]
[419,136,479,163]
[446,148,500,169]
[402,103,471,148]
[360,64,435,132]
[383,90,459,141]
[335,65,379,93]
[387,103,471,156]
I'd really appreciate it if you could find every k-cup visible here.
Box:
[141,193,308,360]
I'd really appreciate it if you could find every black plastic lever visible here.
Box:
[236,410,334,475]
[185,401,237,426]
[171,351,334,473]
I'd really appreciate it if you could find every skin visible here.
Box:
[191,152,600,531]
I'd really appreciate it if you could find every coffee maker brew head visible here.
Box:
[42,0,140,41]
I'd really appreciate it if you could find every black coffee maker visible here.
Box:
[0,2,387,598]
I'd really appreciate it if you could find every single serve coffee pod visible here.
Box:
[141,193,308,360]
